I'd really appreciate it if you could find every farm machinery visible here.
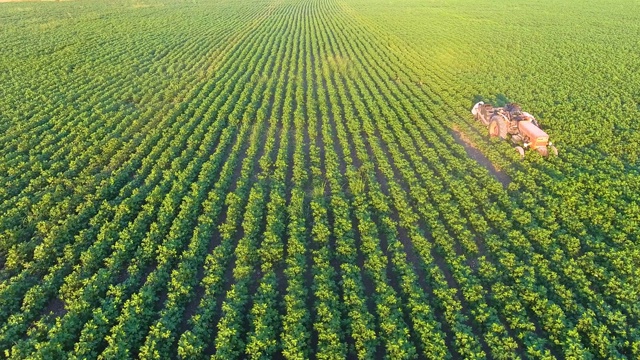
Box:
[471,101,557,157]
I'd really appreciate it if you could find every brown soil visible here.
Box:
[450,125,511,188]
[43,297,67,318]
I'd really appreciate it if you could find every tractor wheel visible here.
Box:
[550,145,558,156]
[489,117,507,139]
[515,146,525,158]
[537,146,549,157]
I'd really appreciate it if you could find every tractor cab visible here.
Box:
[503,103,523,120]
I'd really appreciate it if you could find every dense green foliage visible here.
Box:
[1,0,639,358]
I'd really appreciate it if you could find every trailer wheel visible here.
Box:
[537,146,549,157]
[489,117,507,139]
[515,146,525,158]
[550,145,558,156]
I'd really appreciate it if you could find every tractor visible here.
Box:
[471,101,558,157]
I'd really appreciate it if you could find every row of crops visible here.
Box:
[1,0,638,358]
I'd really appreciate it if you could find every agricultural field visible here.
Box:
[1,0,639,358]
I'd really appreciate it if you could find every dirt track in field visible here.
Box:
[450,125,511,188]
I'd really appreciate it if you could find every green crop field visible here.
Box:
[1,0,639,358]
